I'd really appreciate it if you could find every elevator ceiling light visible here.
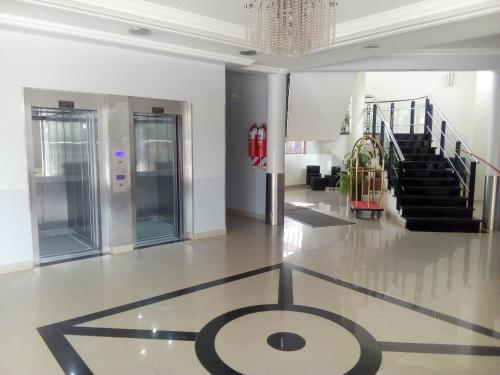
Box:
[128,27,151,36]
[240,50,257,56]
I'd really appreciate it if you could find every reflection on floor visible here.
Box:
[39,232,93,258]
[136,216,175,243]
[0,186,498,374]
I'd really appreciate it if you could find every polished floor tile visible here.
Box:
[0,187,498,374]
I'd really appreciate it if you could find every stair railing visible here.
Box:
[425,96,479,209]
[364,95,405,200]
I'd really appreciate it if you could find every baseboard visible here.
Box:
[192,228,227,240]
[110,244,134,255]
[0,260,33,274]
[227,207,265,221]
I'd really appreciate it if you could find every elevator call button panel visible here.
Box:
[112,149,130,193]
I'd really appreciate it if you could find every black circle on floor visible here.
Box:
[195,304,382,375]
[267,332,306,351]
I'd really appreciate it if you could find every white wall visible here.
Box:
[287,72,357,141]
[0,29,226,267]
[226,72,267,218]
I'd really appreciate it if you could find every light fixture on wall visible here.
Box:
[244,0,337,57]
[128,27,151,36]
[447,72,455,87]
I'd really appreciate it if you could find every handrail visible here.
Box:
[365,95,428,104]
[424,122,469,192]
[428,95,479,163]
[459,149,500,175]
[365,95,405,162]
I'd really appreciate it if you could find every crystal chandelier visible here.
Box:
[244,0,337,57]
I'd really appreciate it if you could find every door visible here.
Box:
[30,106,101,262]
[133,111,181,247]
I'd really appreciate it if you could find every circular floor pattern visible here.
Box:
[267,332,306,352]
[195,304,382,375]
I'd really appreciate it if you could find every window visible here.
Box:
[285,141,306,154]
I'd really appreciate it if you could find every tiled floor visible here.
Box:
[0,186,498,374]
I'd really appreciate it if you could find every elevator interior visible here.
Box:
[31,106,101,262]
[25,89,191,265]
[134,113,181,247]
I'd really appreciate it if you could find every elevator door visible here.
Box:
[134,113,181,247]
[31,107,101,262]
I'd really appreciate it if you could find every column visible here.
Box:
[486,71,500,173]
[483,71,500,232]
[350,73,366,143]
[266,73,287,225]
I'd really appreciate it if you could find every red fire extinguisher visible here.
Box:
[248,124,259,169]
[257,123,267,170]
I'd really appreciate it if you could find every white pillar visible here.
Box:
[486,71,500,174]
[350,73,366,145]
[266,73,287,225]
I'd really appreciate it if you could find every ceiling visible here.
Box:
[0,0,499,72]
[145,0,428,25]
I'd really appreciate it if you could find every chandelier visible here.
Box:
[244,0,337,57]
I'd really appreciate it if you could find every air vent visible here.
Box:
[152,107,164,114]
[58,100,75,109]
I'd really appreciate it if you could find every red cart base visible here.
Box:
[350,200,384,219]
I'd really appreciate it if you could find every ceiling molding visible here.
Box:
[241,65,289,75]
[334,0,500,47]
[22,0,246,45]
[23,0,500,51]
[0,13,255,66]
[391,48,500,56]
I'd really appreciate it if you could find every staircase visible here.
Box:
[366,95,481,233]
[395,133,481,232]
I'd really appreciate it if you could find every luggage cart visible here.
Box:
[349,135,385,219]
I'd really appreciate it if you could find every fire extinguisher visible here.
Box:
[257,123,267,170]
[248,124,259,169]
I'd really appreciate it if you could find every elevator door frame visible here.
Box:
[129,97,186,248]
[24,89,103,265]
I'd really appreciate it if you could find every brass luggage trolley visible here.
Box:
[349,135,385,219]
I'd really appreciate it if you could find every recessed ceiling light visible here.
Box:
[240,50,257,56]
[128,27,151,36]
[364,44,380,49]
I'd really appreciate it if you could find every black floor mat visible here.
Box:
[284,202,306,212]
[285,206,354,228]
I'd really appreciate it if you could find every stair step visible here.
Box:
[404,154,444,162]
[401,186,462,196]
[400,160,449,169]
[401,177,457,187]
[399,195,467,207]
[401,206,473,219]
[400,146,437,155]
[405,217,481,233]
[394,133,432,141]
[397,139,433,148]
[401,169,454,178]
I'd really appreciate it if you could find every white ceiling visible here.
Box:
[146,0,428,25]
[1,0,499,72]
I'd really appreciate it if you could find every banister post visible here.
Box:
[388,142,394,190]
[390,102,395,132]
[424,98,431,135]
[410,100,415,134]
[468,162,477,209]
[440,121,446,157]
[428,104,434,135]
[372,104,377,136]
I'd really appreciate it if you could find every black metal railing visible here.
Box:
[364,96,405,199]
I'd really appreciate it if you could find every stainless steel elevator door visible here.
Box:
[32,107,101,262]
[134,113,181,247]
